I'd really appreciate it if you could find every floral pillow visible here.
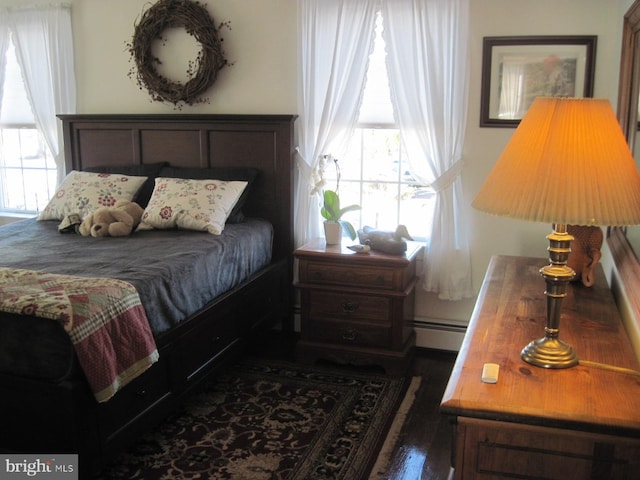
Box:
[137,177,248,235]
[37,171,148,221]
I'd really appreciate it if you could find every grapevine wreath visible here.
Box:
[127,0,230,107]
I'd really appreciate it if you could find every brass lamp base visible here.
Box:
[521,336,578,369]
[521,224,579,369]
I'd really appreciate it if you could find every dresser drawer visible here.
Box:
[180,314,239,382]
[309,290,390,323]
[307,319,392,348]
[304,262,396,290]
[98,360,170,440]
[456,418,640,480]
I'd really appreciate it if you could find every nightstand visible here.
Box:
[294,238,421,375]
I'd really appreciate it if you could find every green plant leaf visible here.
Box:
[322,190,340,220]
[338,204,361,218]
[321,190,360,229]
[339,220,358,240]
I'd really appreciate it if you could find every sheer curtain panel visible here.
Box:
[382,0,472,300]
[295,0,378,245]
[3,3,76,184]
[0,13,9,112]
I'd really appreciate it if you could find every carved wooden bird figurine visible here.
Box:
[357,225,413,255]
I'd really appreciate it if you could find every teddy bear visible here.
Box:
[79,200,144,237]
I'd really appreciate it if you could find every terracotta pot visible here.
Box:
[324,221,342,245]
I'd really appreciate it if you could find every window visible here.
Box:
[328,13,435,241]
[0,39,56,214]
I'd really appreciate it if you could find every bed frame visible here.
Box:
[0,114,296,473]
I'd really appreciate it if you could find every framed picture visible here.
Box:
[480,35,597,127]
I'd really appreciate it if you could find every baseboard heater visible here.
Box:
[413,319,466,352]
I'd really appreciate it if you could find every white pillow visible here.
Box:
[137,177,248,235]
[38,171,148,221]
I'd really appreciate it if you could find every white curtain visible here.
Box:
[498,61,525,119]
[0,13,8,208]
[3,4,76,184]
[0,12,10,113]
[295,0,378,246]
[382,0,472,300]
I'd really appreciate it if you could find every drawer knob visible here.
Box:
[342,328,357,341]
[342,301,359,314]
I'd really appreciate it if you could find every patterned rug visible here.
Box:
[95,358,418,480]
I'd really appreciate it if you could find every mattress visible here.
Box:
[0,217,273,382]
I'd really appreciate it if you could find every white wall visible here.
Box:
[69,0,298,114]
[466,0,622,289]
[1,0,628,348]
[421,0,625,348]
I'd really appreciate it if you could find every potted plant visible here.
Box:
[311,155,360,244]
[321,189,360,242]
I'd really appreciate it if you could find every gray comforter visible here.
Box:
[0,217,273,381]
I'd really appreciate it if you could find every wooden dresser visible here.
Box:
[440,255,640,480]
[294,238,420,375]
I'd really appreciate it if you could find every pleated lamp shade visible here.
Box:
[473,97,640,227]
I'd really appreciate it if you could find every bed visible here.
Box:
[0,114,296,473]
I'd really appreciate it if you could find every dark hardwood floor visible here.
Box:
[384,348,457,480]
[249,331,458,480]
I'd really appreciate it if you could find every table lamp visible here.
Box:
[473,97,640,369]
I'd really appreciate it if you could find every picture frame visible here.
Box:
[480,35,597,127]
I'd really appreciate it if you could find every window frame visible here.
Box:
[330,124,434,242]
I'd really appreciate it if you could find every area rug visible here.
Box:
[96,358,419,480]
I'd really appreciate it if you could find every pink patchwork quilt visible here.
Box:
[0,267,159,403]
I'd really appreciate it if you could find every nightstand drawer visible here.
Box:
[309,290,390,323]
[307,319,392,348]
[304,262,395,290]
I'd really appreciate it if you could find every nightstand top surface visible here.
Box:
[294,238,422,265]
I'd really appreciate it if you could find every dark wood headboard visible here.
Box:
[58,114,297,262]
